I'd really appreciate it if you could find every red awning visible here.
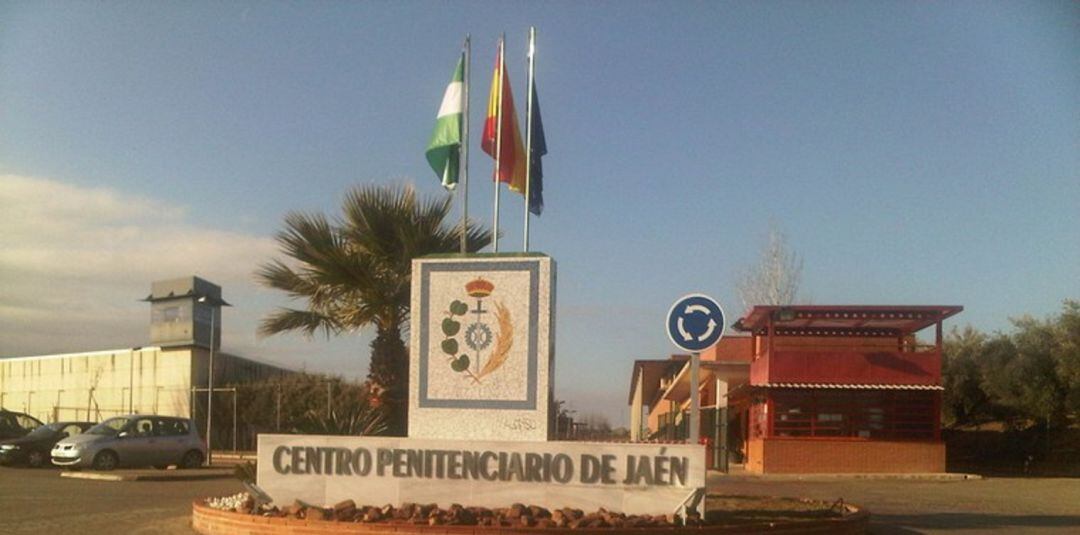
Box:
[754,382,942,390]
[733,305,963,337]
[728,383,943,397]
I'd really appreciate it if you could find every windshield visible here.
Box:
[26,423,65,437]
[86,417,130,436]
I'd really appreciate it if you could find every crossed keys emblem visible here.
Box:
[439,278,513,384]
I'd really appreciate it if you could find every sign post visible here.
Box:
[666,294,726,445]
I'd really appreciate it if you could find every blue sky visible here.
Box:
[2,1,1077,425]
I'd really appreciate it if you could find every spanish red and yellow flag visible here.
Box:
[480,39,527,193]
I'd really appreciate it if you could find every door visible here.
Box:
[154,418,187,465]
[119,417,157,467]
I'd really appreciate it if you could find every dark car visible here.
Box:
[0,409,44,441]
[0,421,94,467]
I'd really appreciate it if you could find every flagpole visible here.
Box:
[523,27,536,252]
[492,34,504,253]
[460,35,470,254]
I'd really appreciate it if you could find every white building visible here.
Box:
[0,277,290,426]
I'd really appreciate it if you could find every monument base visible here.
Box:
[257,434,705,515]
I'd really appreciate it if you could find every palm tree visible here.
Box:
[256,183,492,434]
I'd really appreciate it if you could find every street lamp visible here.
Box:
[197,295,231,466]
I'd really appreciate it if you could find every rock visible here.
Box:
[301,506,329,521]
[507,503,527,519]
[230,499,724,530]
[332,499,356,521]
[563,507,584,520]
[529,505,551,518]
[585,517,608,529]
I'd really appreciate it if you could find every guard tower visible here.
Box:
[144,276,228,349]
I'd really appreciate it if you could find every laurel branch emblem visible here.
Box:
[440,278,513,384]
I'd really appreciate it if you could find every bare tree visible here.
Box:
[736,224,803,311]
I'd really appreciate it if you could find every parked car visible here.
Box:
[0,421,94,467]
[0,409,44,440]
[51,415,206,471]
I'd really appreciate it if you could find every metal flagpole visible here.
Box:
[523,27,536,251]
[492,34,504,253]
[460,35,471,254]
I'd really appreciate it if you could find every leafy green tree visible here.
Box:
[942,326,994,427]
[256,183,492,434]
[1052,301,1080,416]
[965,302,1079,430]
[1007,314,1068,426]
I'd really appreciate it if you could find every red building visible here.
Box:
[628,304,962,474]
[730,305,962,473]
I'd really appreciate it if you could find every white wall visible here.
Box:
[0,347,193,423]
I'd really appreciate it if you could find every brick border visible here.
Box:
[192,501,869,535]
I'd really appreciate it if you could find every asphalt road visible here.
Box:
[1,465,1078,534]
[712,474,1080,534]
[0,466,242,534]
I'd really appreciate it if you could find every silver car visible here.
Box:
[51,415,206,471]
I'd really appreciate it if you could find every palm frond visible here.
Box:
[257,182,492,338]
[258,308,340,338]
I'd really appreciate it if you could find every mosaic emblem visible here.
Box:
[440,277,513,384]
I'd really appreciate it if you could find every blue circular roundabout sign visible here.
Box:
[666,293,726,352]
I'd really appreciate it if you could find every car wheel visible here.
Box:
[92,450,119,471]
[27,450,46,468]
[180,450,204,469]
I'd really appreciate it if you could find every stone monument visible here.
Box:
[257,253,704,514]
[409,254,555,442]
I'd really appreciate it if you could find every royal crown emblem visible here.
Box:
[465,278,494,298]
[439,277,513,384]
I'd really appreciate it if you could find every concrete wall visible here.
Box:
[0,346,291,426]
[747,438,945,473]
[0,347,193,423]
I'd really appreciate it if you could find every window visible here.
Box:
[770,390,937,440]
[88,417,130,436]
[152,302,191,324]
[156,418,188,436]
[15,414,41,432]
[130,418,155,437]
[773,395,812,437]
[0,413,16,433]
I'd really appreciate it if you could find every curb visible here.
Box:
[60,469,234,482]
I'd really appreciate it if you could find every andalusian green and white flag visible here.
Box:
[426,54,465,190]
